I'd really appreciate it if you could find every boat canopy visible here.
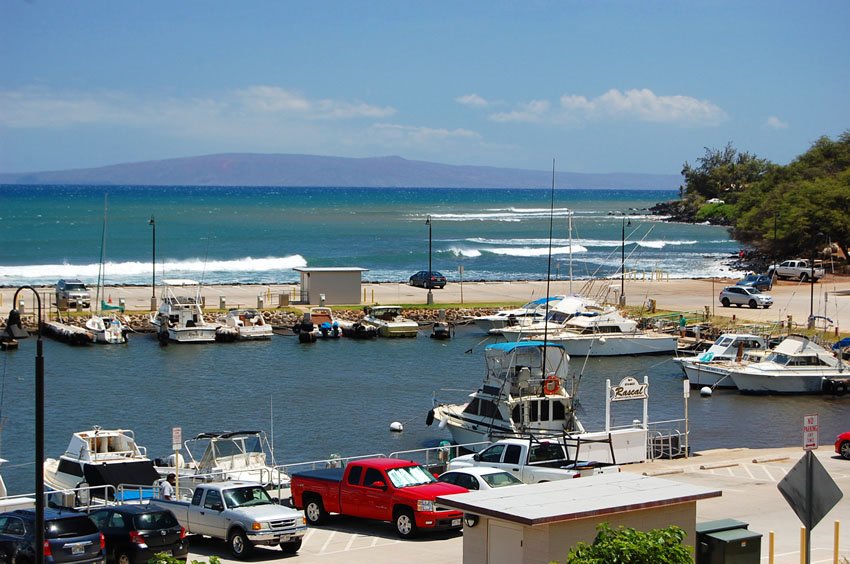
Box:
[485,341,564,352]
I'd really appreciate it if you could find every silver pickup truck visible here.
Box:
[149,481,306,559]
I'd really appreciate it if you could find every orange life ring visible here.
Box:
[544,375,561,395]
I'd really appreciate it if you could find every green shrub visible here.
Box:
[149,553,221,564]
[562,523,693,564]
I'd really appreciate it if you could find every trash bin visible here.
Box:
[278,293,289,307]
[696,519,761,564]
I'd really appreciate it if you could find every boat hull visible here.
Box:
[728,369,830,394]
[548,334,678,357]
[677,360,737,388]
[167,327,218,343]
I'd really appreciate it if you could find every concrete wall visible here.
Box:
[298,271,362,305]
[462,501,697,564]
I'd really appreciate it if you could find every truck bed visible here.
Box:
[291,468,345,483]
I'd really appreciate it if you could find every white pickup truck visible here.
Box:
[769,259,825,282]
[149,481,306,559]
[447,438,619,483]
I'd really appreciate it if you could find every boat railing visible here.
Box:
[389,441,490,472]
[276,453,387,475]
[646,418,688,460]
[44,483,118,511]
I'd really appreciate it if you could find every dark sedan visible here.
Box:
[88,506,187,564]
[409,270,447,289]
[736,273,773,292]
[0,508,105,564]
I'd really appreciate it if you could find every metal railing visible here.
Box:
[389,441,489,471]
[646,418,688,460]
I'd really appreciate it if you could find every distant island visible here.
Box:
[0,153,681,190]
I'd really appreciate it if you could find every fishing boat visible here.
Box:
[362,305,419,338]
[537,309,679,357]
[674,333,769,388]
[43,427,160,499]
[150,279,218,344]
[217,308,273,341]
[469,295,565,334]
[492,295,603,338]
[427,341,584,450]
[727,335,846,394]
[85,195,129,344]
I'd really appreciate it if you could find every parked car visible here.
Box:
[736,274,773,292]
[719,286,773,309]
[408,271,447,289]
[88,505,188,564]
[836,431,850,460]
[437,467,525,490]
[0,508,105,564]
[55,279,91,309]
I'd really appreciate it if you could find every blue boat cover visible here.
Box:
[485,341,564,352]
[832,337,850,350]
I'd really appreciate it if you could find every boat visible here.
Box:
[469,295,565,334]
[85,195,129,344]
[674,333,769,388]
[217,308,273,341]
[150,279,218,344]
[292,307,344,342]
[727,335,846,394]
[154,431,290,497]
[0,459,35,511]
[537,308,679,357]
[361,305,419,338]
[427,341,584,450]
[492,295,605,338]
[43,427,161,500]
[341,320,379,339]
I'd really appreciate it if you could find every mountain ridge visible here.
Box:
[0,153,682,189]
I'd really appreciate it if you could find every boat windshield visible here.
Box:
[765,352,791,365]
[223,486,273,508]
[386,465,437,488]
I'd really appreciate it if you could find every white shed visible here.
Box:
[292,267,368,305]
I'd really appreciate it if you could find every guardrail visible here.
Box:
[647,418,688,460]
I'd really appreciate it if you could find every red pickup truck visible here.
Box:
[290,457,467,538]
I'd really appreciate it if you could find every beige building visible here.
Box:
[292,267,368,305]
[436,472,721,564]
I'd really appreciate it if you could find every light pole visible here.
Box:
[808,232,824,329]
[425,215,434,305]
[149,215,156,311]
[620,217,631,306]
[3,287,45,564]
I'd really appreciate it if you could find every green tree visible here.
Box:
[681,143,773,203]
[561,523,693,564]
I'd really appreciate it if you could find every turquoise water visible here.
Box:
[0,185,742,286]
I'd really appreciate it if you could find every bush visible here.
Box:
[149,553,221,564]
[563,523,693,564]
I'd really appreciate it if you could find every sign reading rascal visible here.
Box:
[611,376,648,401]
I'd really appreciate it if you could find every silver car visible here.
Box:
[719,286,773,309]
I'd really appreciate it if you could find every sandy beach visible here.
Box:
[3,276,849,333]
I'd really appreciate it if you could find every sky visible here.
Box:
[1,1,848,176]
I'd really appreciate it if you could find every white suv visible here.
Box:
[719,286,772,309]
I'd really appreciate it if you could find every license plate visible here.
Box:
[71,545,85,555]
[451,519,461,527]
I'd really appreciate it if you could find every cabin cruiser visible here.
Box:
[727,335,845,394]
[218,308,273,341]
[538,309,679,357]
[155,431,289,497]
[427,341,584,450]
[470,296,565,334]
[493,296,605,338]
[43,427,160,499]
[362,305,419,337]
[674,333,769,388]
[150,279,218,344]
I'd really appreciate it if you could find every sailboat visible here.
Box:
[85,195,129,344]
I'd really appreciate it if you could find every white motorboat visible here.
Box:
[470,295,565,334]
[0,458,35,511]
[43,427,160,500]
[155,431,289,497]
[150,279,218,344]
[493,295,605,338]
[527,309,678,357]
[218,308,273,341]
[362,305,419,338]
[427,341,584,450]
[727,335,845,394]
[674,333,769,388]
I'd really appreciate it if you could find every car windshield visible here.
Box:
[65,283,87,291]
[45,516,99,539]
[134,511,179,530]
[223,486,274,508]
[481,472,524,488]
[386,465,437,488]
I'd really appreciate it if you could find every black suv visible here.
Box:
[0,508,105,564]
[409,270,447,289]
[89,505,187,564]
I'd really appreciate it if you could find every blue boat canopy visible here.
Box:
[485,341,564,352]
[833,337,850,350]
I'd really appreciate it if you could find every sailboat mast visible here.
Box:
[568,209,573,295]
[543,160,556,361]
[96,194,109,312]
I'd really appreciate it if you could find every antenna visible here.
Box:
[543,159,556,346]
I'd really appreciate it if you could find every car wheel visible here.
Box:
[304,496,327,525]
[837,440,850,460]
[394,507,418,538]
[748,300,758,308]
[721,298,730,307]
[280,539,302,554]
[229,528,253,559]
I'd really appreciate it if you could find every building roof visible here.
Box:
[436,472,721,526]
[293,267,369,273]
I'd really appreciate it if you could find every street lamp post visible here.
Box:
[149,216,156,311]
[808,232,824,329]
[425,215,434,305]
[4,287,45,564]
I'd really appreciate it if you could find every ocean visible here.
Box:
[0,185,744,287]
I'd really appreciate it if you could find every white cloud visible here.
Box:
[236,86,395,119]
[488,88,726,126]
[765,116,789,129]
[371,123,480,144]
[455,93,490,108]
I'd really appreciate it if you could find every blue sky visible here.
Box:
[1,1,848,175]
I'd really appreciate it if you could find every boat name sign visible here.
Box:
[611,376,649,401]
